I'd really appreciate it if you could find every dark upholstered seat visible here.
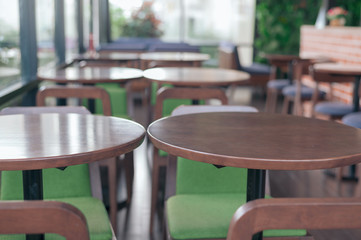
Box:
[342,112,361,129]
[315,102,355,117]
[267,79,290,90]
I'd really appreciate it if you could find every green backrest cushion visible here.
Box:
[163,99,193,117]
[176,157,247,195]
[95,83,128,116]
[151,82,159,106]
[1,164,92,200]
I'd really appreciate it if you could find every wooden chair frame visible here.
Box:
[218,45,269,87]
[0,200,89,240]
[227,198,361,240]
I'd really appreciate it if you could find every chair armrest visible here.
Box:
[0,200,89,240]
[227,198,361,240]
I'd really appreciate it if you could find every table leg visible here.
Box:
[352,76,361,112]
[23,170,44,240]
[247,169,266,240]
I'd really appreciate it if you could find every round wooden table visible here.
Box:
[265,54,299,75]
[313,63,361,112]
[37,66,143,84]
[148,112,361,240]
[72,52,140,68]
[148,112,361,199]
[140,52,210,69]
[143,67,250,87]
[0,113,145,200]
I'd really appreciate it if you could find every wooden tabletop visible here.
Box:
[148,112,361,170]
[38,66,143,84]
[143,67,250,87]
[140,52,210,62]
[0,113,145,170]
[73,52,140,62]
[313,63,361,76]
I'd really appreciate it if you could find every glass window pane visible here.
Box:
[65,0,77,57]
[36,0,56,67]
[83,0,91,50]
[0,0,21,92]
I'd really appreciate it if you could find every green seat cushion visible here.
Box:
[167,193,246,239]
[0,197,112,240]
[95,83,128,117]
[167,194,306,240]
[1,164,92,200]
[176,158,247,195]
[51,197,113,240]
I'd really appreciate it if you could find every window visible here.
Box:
[108,0,256,64]
[65,0,78,58]
[0,0,21,91]
[36,0,56,67]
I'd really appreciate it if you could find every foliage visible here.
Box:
[333,0,361,26]
[255,0,320,62]
[110,7,127,40]
[327,6,348,20]
[255,0,361,63]
[122,1,163,38]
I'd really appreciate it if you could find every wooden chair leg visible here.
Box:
[107,158,118,232]
[99,158,118,232]
[265,88,278,113]
[265,87,273,112]
[354,164,361,197]
[336,166,347,181]
[282,97,291,114]
[150,152,160,233]
[124,151,134,204]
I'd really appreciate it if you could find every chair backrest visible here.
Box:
[218,41,241,70]
[154,86,228,120]
[0,106,103,201]
[227,198,361,240]
[172,105,258,116]
[165,105,257,197]
[36,85,112,116]
[0,200,89,240]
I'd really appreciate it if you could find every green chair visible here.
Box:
[93,82,135,209]
[149,87,229,233]
[162,105,311,240]
[0,106,114,240]
[36,85,120,231]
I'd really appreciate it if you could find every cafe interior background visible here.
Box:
[0,0,361,240]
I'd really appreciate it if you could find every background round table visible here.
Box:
[148,112,361,202]
[313,63,361,112]
[140,52,210,69]
[143,67,250,87]
[72,52,140,68]
[37,66,143,84]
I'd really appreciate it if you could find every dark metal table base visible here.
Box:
[23,170,44,240]
[247,169,266,240]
